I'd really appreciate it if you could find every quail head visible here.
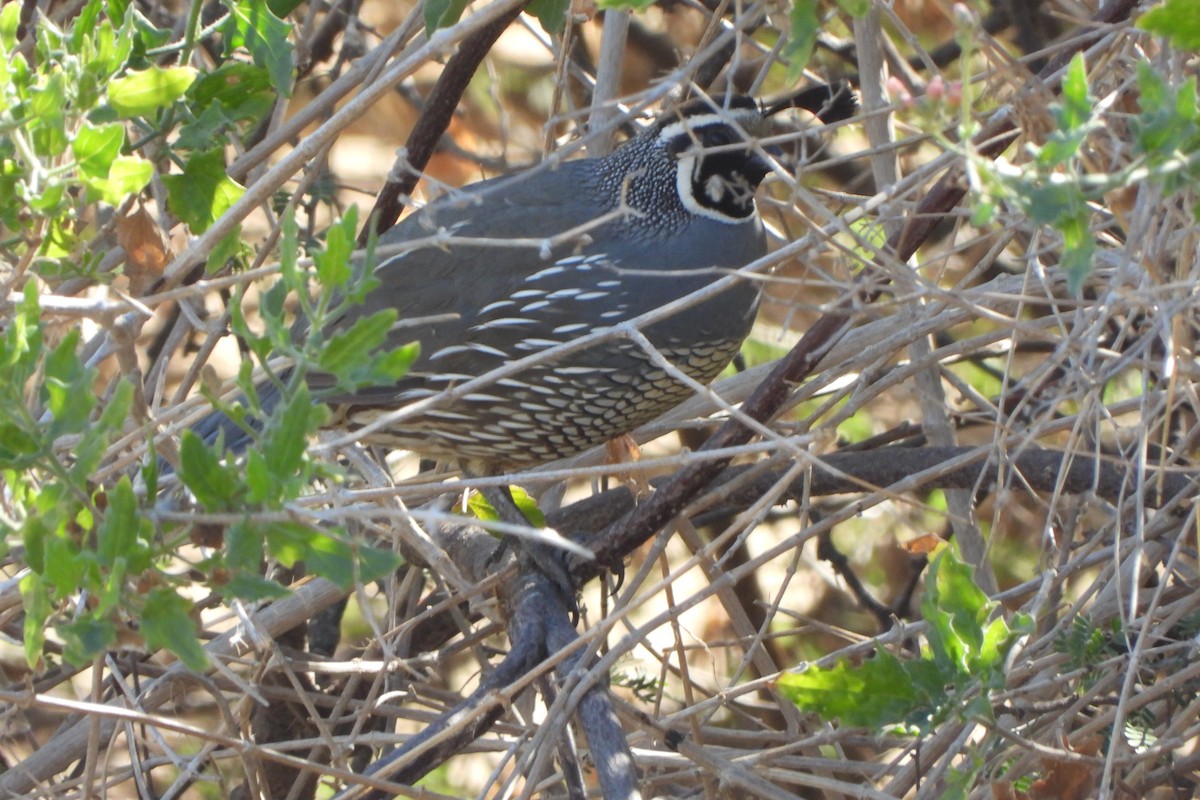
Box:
[197,82,858,473]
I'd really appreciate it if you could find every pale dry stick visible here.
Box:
[225,12,424,184]
[0,577,350,796]
[588,9,630,157]
[675,461,813,685]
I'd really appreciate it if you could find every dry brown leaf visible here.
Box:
[116,201,171,294]
[901,532,946,553]
[606,434,652,499]
[1029,736,1103,800]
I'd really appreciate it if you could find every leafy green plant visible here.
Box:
[0,0,291,279]
[778,547,1031,731]
[3,209,414,670]
[970,53,1200,292]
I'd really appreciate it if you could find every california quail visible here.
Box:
[197,83,857,472]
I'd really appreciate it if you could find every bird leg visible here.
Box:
[477,484,581,619]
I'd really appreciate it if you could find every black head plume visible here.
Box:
[764,80,859,124]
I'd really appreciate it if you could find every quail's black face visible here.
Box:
[656,97,771,224]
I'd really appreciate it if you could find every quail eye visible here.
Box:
[702,126,740,147]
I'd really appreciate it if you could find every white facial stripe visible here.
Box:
[656,110,763,151]
[660,107,765,224]
[675,155,758,224]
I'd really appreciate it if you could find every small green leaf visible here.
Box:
[372,341,421,383]
[188,62,275,119]
[1138,0,1200,50]
[225,519,264,573]
[72,123,125,179]
[317,310,398,379]
[595,0,654,9]
[178,430,239,509]
[205,226,245,273]
[527,0,569,32]
[778,651,944,729]
[30,71,68,157]
[468,486,547,528]
[85,156,153,205]
[175,103,235,150]
[162,148,245,234]
[264,383,313,478]
[59,615,117,665]
[19,572,51,666]
[834,0,870,16]
[141,588,210,670]
[315,208,357,287]
[424,0,470,32]
[96,476,137,566]
[222,0,294,96]
[224,572,291,600]
[356,542,402,584]
[44,536,87,601]
[107,65,197,117]
[266,521,353,585]
[785,0,819,81]
[1057,54,1091,132]
[43,331,96,437]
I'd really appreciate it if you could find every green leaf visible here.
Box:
[468,486,547,527]
[222,0,294,96]
[96,476,137,566]
[188,62,275,120]
[356,542,402,584]
[266,521,352,585]
[44,535,87,601]
[205,225,245,272]
[527,0,569,32]
[424,0,470,32]
[224,572,291,600]
[1058,54,1091,131]
[178,429,239,509]
[266,0,305,16]
[1,2,21,49]
[834,0,870,16]
[317,310,399,379]
[162,148,245,234]
[263,383,313,478]
[923,548,988,671]
[785,0,819,81]
[595,0,654,9]
[107,65,197,117]
[31,71,68,157]
[141,588,210,670]
[72,123,125,179]
[59,615,117,665]
[1138,0,1200,50]
[43,330,96,437]
[314,208,357,287]
[19,571,51,666]
[90,155,153,205]
[778,651,945,729]
[225,519,264,573]
[175,103,235,150]
[782,548,1029,731]
[372,341,421,383]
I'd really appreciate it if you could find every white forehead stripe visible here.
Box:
[656,109,761,144]
[659,108,764,225]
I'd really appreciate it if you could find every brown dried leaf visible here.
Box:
[116,202,171,293]
[1029,736,1103,800]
